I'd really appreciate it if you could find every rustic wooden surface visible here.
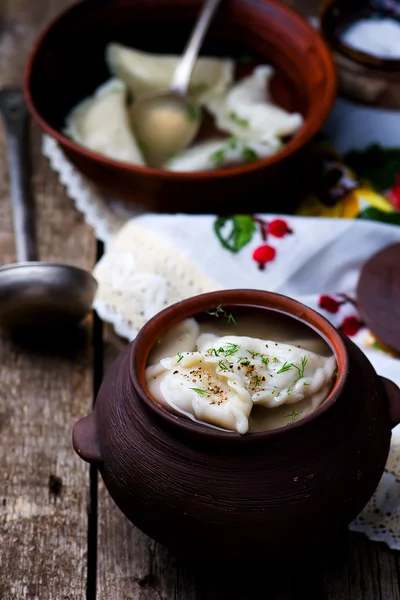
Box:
[1,0,400,599]
[0,1,96,599]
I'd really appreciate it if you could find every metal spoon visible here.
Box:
[130,0,222,168]
[0,88,97,331]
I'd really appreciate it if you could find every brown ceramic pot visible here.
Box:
[73,290,400,562]
[320,0,400,109]
[24,0,336,213]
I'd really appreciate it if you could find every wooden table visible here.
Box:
[1,1,400,598]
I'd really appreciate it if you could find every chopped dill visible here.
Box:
[242,147,258,163]
[176,352,184,363]
[205,304,225,318]
[252,374,261,386]
[210,148,226,166]
[303,382,310,386]
[287,387,293,395]
[205,304,236,325]
[293,356,308,382]
[273,357,279,364]
[229,111,249,127]
[208,348,219,356]
[286,408,302,424]
[248,350,260,359]
[190,387,209,396]
[223,343,240,357]
[226,313,237,325]
[237,356,250,366]
[186,103,199,122]
[261,356,269,366]
[218,360,229,371]
[276,361,293,374]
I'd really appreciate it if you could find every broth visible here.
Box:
[146,307,336,434]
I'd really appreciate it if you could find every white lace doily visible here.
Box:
[43,133,400,551]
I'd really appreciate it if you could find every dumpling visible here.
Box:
[164,137,280,172]
[204,65,304,143]
[146,334,337,434]
[64,78,145,166]
[106,43,234,103]
[148,318,200,365]
[146,348,254,434]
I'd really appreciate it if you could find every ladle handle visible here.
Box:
[0,88,37,263]
[170,0,222,95]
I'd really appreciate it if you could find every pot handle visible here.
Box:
[381,377,400,429]
[72,412,103,464]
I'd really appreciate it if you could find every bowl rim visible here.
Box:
[320,0,400,72]
[130,289,348,442]
[24,0,337,180]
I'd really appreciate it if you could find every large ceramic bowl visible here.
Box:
[25,0,336,213]
[73,289,400,563]
[320,0,400,108]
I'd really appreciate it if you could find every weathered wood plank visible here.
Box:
[0,1,97,598]
[323,534,400,600]
[96,0,400,598]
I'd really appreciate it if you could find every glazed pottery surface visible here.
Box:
[320,0,400,109]
[25,0,336,212]
[73,290,400,562]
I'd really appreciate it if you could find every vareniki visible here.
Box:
[146,324,336,434]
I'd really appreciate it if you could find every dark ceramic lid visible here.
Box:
[357,243,400,353]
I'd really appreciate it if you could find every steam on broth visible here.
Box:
[146,307,337,434]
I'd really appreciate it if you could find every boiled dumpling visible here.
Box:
[146,333,336,434]
[148,318,200,365]
[146,348,254,434]
[64,78,145,166]
[106,43,234,103]
[164,137,280,172]
[204,66,304,143]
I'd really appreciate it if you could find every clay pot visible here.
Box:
[320,0,400,109]
[73,290,400,562]
[24,0,336,213]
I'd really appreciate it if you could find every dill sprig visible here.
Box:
[176,352,184,363]
[205,304,236,325]
[229,111,250,127]
[286,408,302,424]
[276,361,294,374]
[237,356,250,366]
[190,387,210,396]
[208,348,220,357]
[223,343,240,357]
[293,356,308,382]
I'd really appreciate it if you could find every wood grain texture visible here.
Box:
[95,1,400,596]
[6,0,395,598]
[0,1,96,598]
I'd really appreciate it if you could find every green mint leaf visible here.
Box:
[214,215,257,253]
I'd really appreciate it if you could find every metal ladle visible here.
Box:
[130,0,222,168]
[0,88,97,331]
